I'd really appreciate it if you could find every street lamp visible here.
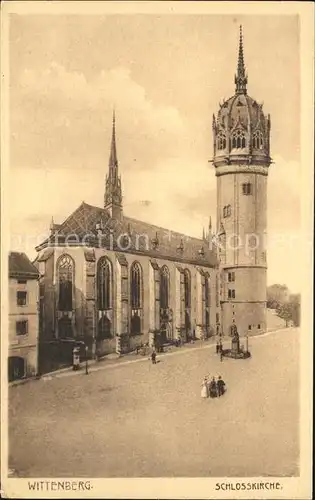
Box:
[85,345,89,375]
[245,330,249,354]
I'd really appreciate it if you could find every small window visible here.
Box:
[228,289,236,299]
[17,291,27,306]
[258,324,261,329]
[16,320,28,336]
[223,205,231,218]
[248,325,252,331]
[216,313,220,323]
[242,183,252,195]
[228,272,235,282]
[17,279,27,284]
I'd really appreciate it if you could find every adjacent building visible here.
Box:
[8,252,40,381]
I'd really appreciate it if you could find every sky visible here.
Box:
[8,13,301,292]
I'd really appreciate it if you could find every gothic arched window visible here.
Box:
[217,132,226,150]
[205,273,210,330]
[97,257,112,311]
[231,129,246,149]
[184,269,191,309]
[131,262,142,309]
[252,130,264,150]
[57,254,74,311]
[160,265,170,310]
[130,262,143,336]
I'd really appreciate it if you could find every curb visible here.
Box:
[9,327,294,386]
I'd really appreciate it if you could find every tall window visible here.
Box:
[242,183,252,195]
[217,132,226,150]
[231,130,246,149]
[130,262,143,336]
[252,130,264,150]
[160,265,170,310]
[97,257,112,311]
[131,262,142,309]
[57,255,74,311]
[184,269,191,309]
[205,273,210,330]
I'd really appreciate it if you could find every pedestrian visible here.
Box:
[151,350,157,364]
[216,341,220,354]
[201,377,209,399]
[209,376,218,398]
[220,350,223,362]
[217,375,226,397]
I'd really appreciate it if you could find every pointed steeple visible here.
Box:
[104,110,123,220]
[234,25,248,95]
[109,109,118,170]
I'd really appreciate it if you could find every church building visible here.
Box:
[34,26,271,360]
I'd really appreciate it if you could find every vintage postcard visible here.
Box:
[1,1,313,499]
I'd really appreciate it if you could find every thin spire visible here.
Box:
[109,108,118,169]
[235,25,248,94]
[202,227,206,240]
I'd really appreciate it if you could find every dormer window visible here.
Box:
[252,130,264,150]
[217,132,226,150]
[231,130,246,149]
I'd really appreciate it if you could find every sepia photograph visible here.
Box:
[1,1,313,499]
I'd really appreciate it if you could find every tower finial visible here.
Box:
[235,25,247,94]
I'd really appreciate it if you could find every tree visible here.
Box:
[276,293,301,327]
[267,284,289,310]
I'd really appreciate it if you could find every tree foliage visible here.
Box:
[267,285,300,327]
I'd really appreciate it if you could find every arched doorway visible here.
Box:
[8,356,25,382]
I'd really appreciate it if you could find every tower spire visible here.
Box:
[104,110,123,219]
[109,108,118,170]
[235,25,248,94]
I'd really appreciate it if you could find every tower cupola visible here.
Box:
[213,26,271,171]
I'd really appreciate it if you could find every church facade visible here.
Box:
[34,26,271,359]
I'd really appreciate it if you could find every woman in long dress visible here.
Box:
[201,377,209,399]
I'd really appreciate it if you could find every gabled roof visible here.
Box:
[9,252,40,279]
[35,202,218,268]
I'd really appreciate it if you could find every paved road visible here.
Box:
[9,328,299,477]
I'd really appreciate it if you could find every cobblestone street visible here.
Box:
[9,328,299,478]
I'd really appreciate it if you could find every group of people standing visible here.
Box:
[201,375,226,399]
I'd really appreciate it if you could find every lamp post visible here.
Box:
[85,345,89,375]
[245,330,249,354]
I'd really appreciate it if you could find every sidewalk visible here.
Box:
[9,327,293,387]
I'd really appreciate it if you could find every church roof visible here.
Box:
[36,202,218,268]
[9,252,40,279]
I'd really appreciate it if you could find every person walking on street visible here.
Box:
[151,350,157,364]
[217,375,226,397]
[209,377,218,398]
[216,341,220,354]
[201,377,209,399]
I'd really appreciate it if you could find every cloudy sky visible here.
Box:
[8,12,301,291]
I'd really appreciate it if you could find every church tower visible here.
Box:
[104,111,123,220]
[213,26,272,336]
